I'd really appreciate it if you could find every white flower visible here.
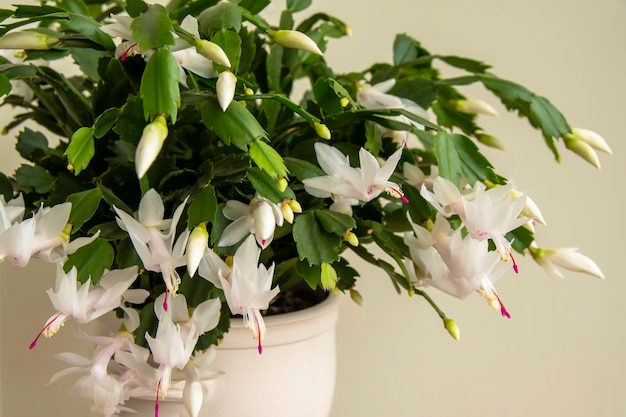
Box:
[0,194,24,231]
[218,196,284,249]
[186,223,209,277]
[146,293,220,400]
[218,235,280,354]
[30,265,141,349]
[114,189,190,302]
[303,142,408,214]
[404,216,510,317]
[530,244,604,279]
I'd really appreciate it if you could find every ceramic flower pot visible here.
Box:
[122,292,342,417]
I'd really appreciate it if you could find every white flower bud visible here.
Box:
[270,30,323,56]
[135,116,168,178]
[187,223,209,277]
[571,127,613,154]
[194,38,231,67]
[530,244,604,279]
[454,99,499,116]
[563,135,601,169]
[0,31,59,50]
[217,70,237,111]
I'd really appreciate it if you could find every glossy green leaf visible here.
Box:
[293,212,342,265]
[113,95,145,144]
[402,183,433,224]
[434,130,462,186]
[529,95,571,138]
[439,55,491,73]
[238,0,271,14]
[198,2,242,35]
[283,157,324,181]
[187,185,218,227]
[314,209,355,236]
[287,0,312,12]
[16,127,48,162]
[266,43,283,92]
[313,77,354,115]
[64,238,114,284]
[71,48,107,82]
[393,33,418,66]
[0,73,11,97]
[247,167,295,204]
[0,172,13,200]
[59,14,115,51]
[130,4,175,50]
[140,48,180,121]
[0,9,13,23]
[15,164,55,193]
[64,127,95,175]
[36,66,93,128]
[201,98,267,150]
[67,188,103,233]
[126,0,148,17]
[94,108,121,138]
[249,139,288,179]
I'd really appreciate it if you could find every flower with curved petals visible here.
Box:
[218,235,279,354]
[303,142,408,214]
[114,189,190,305]
[30,265,142,349]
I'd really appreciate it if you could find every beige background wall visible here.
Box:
[1,0,625,416]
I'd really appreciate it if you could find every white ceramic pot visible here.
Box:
[123,293,341,417]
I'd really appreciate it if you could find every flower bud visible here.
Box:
[314,122,331,140]
[0,31,59,50]
[194,38,231,67]
[563,134,601,169]
[571,127,612,154]
[344,231,359,247]
[349,288,363,306]
[280,201,294,224]
[269,30,323,56]
[443,318,460,341]
[509,189,546,226]
[453,99,499,116]
[135,116,168,178]
[276,177,288,192]
[187,223,209,277]
[530,244,604,279]
[288,199,302,213]
[320,263,338,291]
[339,97,350,108]
[476,132,505,150]
[216,70,237,111]
[244,87,254,96]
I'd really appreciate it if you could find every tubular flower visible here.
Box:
[303,142,408,215]
[218,196,284,249]
[114,189,190,304]
[30,265,142,349]
[218,235,280,354]
[146,293,220,402]
[529,243,604,279]
[404,215,510,317]
[0,30,59,50]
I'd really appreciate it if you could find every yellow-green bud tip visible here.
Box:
[443,318,460,341]
[314,123,331,140]
[244,87,254,96]
[276,177,288,192]
[349,288,363,306]
[339,97,350,108]
[344,231,359,247]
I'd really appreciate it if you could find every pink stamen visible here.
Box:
[163,289,169,312]
[509,249,519,274]
[29,314,60,350]
[493,292,511,319]
[155,380,161,417]
[120,43,137,61]
[255,314,263,355]
[261,239,267,247]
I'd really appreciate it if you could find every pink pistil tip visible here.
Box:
[29,315,59,350]
[261,239,267,247]
[501,306,511,319]
[155,381,161,417]
[258,338,263,355]
[509,250,519,274]
[163,290,169,312]
[401,196,409,203]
